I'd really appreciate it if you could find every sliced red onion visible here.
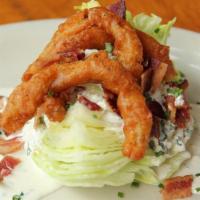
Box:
[147,100,166,119]
[107,0,126,19]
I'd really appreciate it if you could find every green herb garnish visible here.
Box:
[167,87,183,97]
[196,102,200,105]
[117,192,124,198]
[64,103,71,110]
[196,187,200,192]
[0,130,2,135]
[12,192,24,200]
[155,151,165,157]
[171,71,185,84]
[195,173,200,177]
[39,116,45,125]
[144,92,153,102]
[105,43,113,53]
[93,114,98,119]
[131,180,140,187]
[158,183,164,188]
[164,111,169,120]
[154,28,160,33]
[47,90,54,97]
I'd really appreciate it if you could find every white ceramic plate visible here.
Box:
[0,20,200,200]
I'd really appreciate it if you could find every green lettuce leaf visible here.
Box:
[74,0,101,11]
[126,11,176,44]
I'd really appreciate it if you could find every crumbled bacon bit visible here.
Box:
[103,88,119,114]
[168,80,189,90]
[176,104,191,128]
[161,175,193,200]
[0,156,21,181]
[60,86,85,104]
[58,49,85,63]
[78,96,102,111]
[165,95,176,122]
[179,80,189,90]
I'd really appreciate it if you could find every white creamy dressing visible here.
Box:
[0,87,200,199]
[174,95,185,107]
[0,151,61,200]
[193,176,200,194]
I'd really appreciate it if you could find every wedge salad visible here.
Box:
[0,0,200,200]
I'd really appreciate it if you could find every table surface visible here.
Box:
[0,0,200,33]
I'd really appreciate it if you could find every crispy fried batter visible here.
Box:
[0,51,152,160]
[161,175,193,200]
[22,11,114,81]
[0,66,57,134]
[51,51,152,160]
[23,8,143,81]
[87,7,143,77]
[36,96,66,122]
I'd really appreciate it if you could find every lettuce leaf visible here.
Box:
[32,86,190,187]
[126,11,176,44]
[74,0,101,11]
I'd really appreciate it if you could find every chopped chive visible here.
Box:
[12,192,24,200]
[149,140,155,150]
[64,103,73,110]
[155,151,165,157]
[158,183,164,188]
[0,130,2,135]
[117,192,124,198]
[195,173,200,177]
[93,114,98,119]
[164,111,169,120]
[131,180,140,187]
[144,92,153,102]
[39,116,45,125]
[105,43,113,53]
[154,28,160,33]
[47,90,54,97]
[196,187,200,192]
[167,87,183,97]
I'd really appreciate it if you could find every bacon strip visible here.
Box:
[161,175,193,200]
[141,68,152,93]
[78,96,102,111]
[136,30,177,81]
[0,137,23,155]
[0,156,21,181]
[150,60,168,93]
